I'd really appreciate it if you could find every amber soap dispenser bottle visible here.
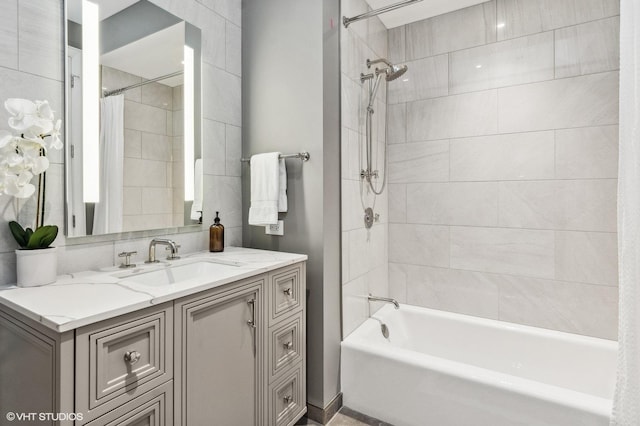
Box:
[209,211,224,252]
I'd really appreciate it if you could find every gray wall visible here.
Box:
[242,0,342,410]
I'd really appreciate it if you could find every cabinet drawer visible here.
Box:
[269,363,305,426]
[269,313,303,383]
[85,381,173,426]
[268,264,304,326]
[76,303,173,422]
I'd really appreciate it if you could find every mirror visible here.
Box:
[64,0,202,238]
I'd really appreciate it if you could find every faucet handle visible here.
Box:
[166,244,181,260]
[118,251,137,268]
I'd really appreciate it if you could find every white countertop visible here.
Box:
[0,247,307,333]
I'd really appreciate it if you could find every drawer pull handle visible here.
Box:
[283,288,292,296]
[124,350,141,365]
[283,395,292,404]
[283,341,293,351]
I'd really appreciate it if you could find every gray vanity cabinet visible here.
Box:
[174,276,265,425]
[0,260,306,426]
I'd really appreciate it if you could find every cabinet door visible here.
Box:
[176,279,264,425]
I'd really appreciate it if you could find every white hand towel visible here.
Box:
[249,153,281,226]
[190,159,203,221]
[278,158,288,212]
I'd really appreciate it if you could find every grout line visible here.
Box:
[389,221,617,235]
[386,262,618,289]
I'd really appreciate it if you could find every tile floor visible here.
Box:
[296,407,393,426]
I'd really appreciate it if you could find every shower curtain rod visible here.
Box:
[103,70,183,97]
[343,0,424,28]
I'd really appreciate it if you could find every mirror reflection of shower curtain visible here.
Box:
[92,95,124,235]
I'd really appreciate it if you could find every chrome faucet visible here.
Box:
[367,294,400,309]
[146,238,180,263]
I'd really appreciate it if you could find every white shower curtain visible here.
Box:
[92,95,124,235]
[611,1,640,425]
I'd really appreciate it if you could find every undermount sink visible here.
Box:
[118,260,243,287]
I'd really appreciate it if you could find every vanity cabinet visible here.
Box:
[0,261,306,426]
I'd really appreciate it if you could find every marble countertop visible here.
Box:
[0,247,307,333]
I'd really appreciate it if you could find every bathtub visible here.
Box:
[341,304,617,426]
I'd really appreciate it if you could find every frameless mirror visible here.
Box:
[64,0,202,238]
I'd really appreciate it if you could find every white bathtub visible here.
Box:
[341,304,617,426]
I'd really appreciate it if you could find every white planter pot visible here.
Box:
[15,247,58,287]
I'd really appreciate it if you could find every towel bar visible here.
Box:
[241,152,310,163]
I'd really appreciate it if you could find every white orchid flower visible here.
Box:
[3,174,35,199]
[5,98,37,132]
[1,98,62,201]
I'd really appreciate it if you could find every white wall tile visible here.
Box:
[226,22,242,76]
[496,0,620,41]
[388,54,448,104]
[388,140,449,183]
[388,262,408,303]
[389,224,449,267]
[555,125,619,179]
[407,182,498,226]
[225,124,242,177]
[342,179,365,232]
[388,184,407,223]
[387,103,406,145]
[407,89,498,141]
[406,1,496,60]
[123,187,142,216]
[142,188,174,215]
[497,72,619,133]
[124,102,167,135]
[555,16,620,78]
[555,231,618,286]
[450,32,554,94]
[18,0,63,81]
[450,226,555,278]
[406,265,500,319]
[200,9,226,68]
[348,225,386,279]
[141,133,172,161]
[388,26,405,64]
[124,158,167,188]
[342,275,368,338]
[203,119,226,175]
[124,129,142,158]
[203,64,241,126]
[498,277,618,339]
[498,179,617,232]
[450,131,555,181]
[0,0,18,70]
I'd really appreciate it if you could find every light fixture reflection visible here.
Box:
[184,45,195,202]
[82,0,100,203]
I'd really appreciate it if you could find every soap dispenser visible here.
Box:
[209,211,224,252]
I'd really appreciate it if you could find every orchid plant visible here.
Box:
[1,98,62,249]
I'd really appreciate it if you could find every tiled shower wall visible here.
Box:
[387,0,620,339]
[0,0,242,285]
[341,0,390,337]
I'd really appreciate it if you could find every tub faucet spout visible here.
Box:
[368,294,400,309]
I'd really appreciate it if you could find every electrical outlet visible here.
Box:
[265,220,284,236]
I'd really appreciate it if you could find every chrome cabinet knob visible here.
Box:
[124,350,141,365]
[283,341,293,351]
[283,288,292,296]
[283,395,292,404]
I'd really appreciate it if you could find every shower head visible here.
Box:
[371,59,408,82]
[385,64,408,81]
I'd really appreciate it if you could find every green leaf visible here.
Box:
[26,225,58,249]
[24,228,33,245]
[8,221,28,248]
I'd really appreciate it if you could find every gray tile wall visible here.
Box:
[341,0,390,337]
[0,0,242,284]
[387,0,620,339]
